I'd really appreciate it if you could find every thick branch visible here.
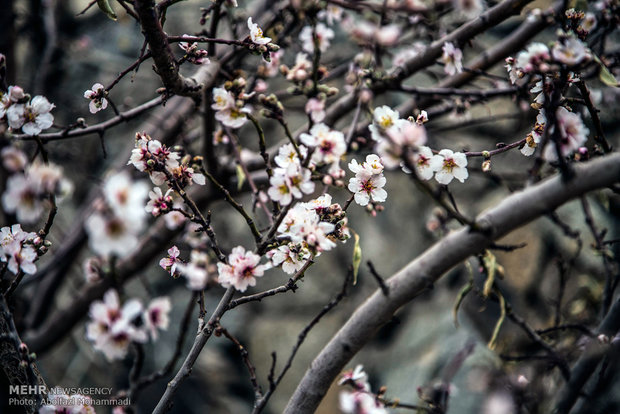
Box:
[134,0,208,98]
[284,153,620,413]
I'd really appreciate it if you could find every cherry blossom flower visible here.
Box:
[300,123,346,166]
[212,87,235,111]
[339,391,387,414]
[1,224,36,251]
[441,42,463,76]
[277,203,337,253]
[552,36,589,66]
[453,0,485,19]
[305,97,326,123]
[84,83,108,114]
[368,105,403,141]
[377,121,428,169]
[430,149,468,184]
[146,187,174,216]
[274,143,307,168]
[521,111,546,156]
[268,243,311,274]
[214,106,250,128]
[285,53,313,82]
[2,174,43,223]
[145,297,171,340]
[268,172,294,205]
[128,133,181,185]
[268,163,315,205]
[339,365,370,388]
[175,249,210,290]
[217,246,266,292]
[0,85,25,118]
[85,213,140,258]
[179,35,210,65]
[164,201,187,230]
[4,242,37,274]
[6,95,55,135]
[543,107,589,161]
[86,290,148,361]
[299,24,334,53]
[318,5,343,26]
[248,17,271,45]
[375,24,401,46]
[167,163,206,187]
[160,245,181,276]
[1,146,28,172]
[348,155,387,206]
[103,171,149,226]
[515,42,550,73]
[261,50,284,77]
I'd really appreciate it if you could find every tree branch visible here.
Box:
[284,153,620,413]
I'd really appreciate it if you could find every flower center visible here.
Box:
[442,158,457,172]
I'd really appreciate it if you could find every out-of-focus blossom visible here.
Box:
[441,42,463,76]
[516,42,550,73]
[1,146,28,172]
[86,289,148,361]
[305,97,326,123]
[145,297,171,340]
[543,107,589,161]
[300,24,334,53]
[160,245,181,276]
[39,389,96,414]
[552,36,589,66]
[453,0,485,19]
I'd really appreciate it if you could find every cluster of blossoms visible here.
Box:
[505,27,592,159]
[267,143,315,206]
[338,365,388,414]
[506,32,591,82]
[178,34,210,65]
[414,147,469,185]
[216,246,267,292]
[83,83,108,114]
[39,388,96,414]
[368,105,429,170]
[0,224,41,275]
[1,146,73,223]
[0,85,55,135]
[273,193,349,260]
[160,246,212,290]
[86,289,171,361]
[348,155,388,207]
[300,123,347,175]
[85,171,149,258]
[212,81,252,128]
[129,132,205,186]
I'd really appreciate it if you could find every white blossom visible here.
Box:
[248,17,271,45]
[217,246,266,292]
[430,149,468,184]
[7,95,55,135]
[442,42,463,76]
[84,83,108,114]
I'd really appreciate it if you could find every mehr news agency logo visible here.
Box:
[8,385,130,408]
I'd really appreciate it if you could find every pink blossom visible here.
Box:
[216,246,266,292]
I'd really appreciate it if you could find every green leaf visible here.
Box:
[482,250,504,297]
[453,280,473,328]
[236,165,246,191]
[96,0,117,21]
[593,54,619,87]
[352,233,362,285]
